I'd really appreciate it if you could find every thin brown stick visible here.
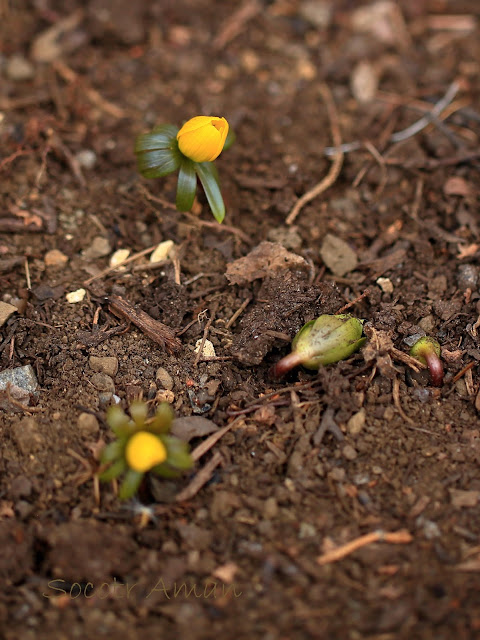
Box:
[175,451,223,502]
[286,83,343,225]
[317,529,412,565]
[335,289,369,315]
[225,297,252,329]
[213,0,260,50]
[52,60,125,119]
[3,384,43,413]
[107,295,181,353]
[452,361,475,383]
[191,422,235,462]
[193,301,218,366]
[392,376,413,424]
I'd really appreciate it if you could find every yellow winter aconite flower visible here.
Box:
[125,431,167,472]
[177,116,229,163]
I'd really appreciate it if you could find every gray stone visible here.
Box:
[0,365,38,394]
[89,356,118,377]
[75,149,97,170]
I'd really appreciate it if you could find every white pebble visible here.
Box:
[66,288,86,303]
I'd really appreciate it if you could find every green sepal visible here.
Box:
[106,405,131,436]
[151,462,183,478]
[149,402,174,434]
[196,162,225,223]
[100,440,125,464]
[162,435,193,470]
[136,147,181,178]
[99,458,127,482]
[134,124,179,152]
[176,158,197,211]
[118,469,144,500]
[223,128,236,152]
[129,400,148,427]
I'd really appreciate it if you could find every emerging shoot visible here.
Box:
[273,314,366,378]
[409,336,444,387]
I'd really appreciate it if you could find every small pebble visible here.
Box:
[264,497,278,519]
[347,408,366,436]
[155,389,175,404]
[457,264,478,290]
[66,288,86,303]
[6,54,35,81]
[11,417,44,455]
[82,236,112,260]
[89,356,118,377]
[10,476,32,499]
[109,249,130,267]
[75,149,97,170]
[342,444,358,460]
[77,412,100,438]
[90,372,115,392]
[320,233,358,277]
[194,339,216,358]
[329,467,346,482]
[0,365,38,395]
[150,240,175,263]
[156,367,174,390]
[44,249,68,267]
[376,277,393,294]
[0,301,17,327]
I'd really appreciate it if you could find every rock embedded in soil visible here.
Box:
[10,417,44,454]
[0,301,17,327]
[0,365,39,409]
[89,355,119,377]
[6,54,35,81]
[90,372,115,392]
[156,367,173,390]
[82,236,111,260]
[44,249,68,268]
[320,233,358,277]
[77,412,100,438]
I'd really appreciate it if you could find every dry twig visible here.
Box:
[317,529,413,565]
[286,83,343,225]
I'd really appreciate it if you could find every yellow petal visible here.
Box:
[177,116,229,163]
[125,431,167,472]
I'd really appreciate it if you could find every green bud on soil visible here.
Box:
[272,314,366,377]
[409,336,444,387]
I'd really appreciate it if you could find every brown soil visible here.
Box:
[1,1,480,638]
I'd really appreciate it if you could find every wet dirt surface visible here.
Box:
[1,1,480,638]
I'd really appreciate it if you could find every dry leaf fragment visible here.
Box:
[225,241,307,286]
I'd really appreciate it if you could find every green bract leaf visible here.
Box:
[162,435,194,470]
[149,402,174,434]
[118,469,144,500]
[134,124,179,153]
[101,440,124,464]
[137,148,181,178]
[196,162,225,223]
[176,158,197,211]
[223,128,236,152]
[129,400,148,427]
[99,458,127,482]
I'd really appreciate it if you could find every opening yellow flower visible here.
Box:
[125,431,167,472]
[177,116,229,163]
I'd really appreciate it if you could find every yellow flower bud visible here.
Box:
[177,116,229,163]
[125,431,167,472]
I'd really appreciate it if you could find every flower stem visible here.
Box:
[271,352,303,378]
[424,351,444,387]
